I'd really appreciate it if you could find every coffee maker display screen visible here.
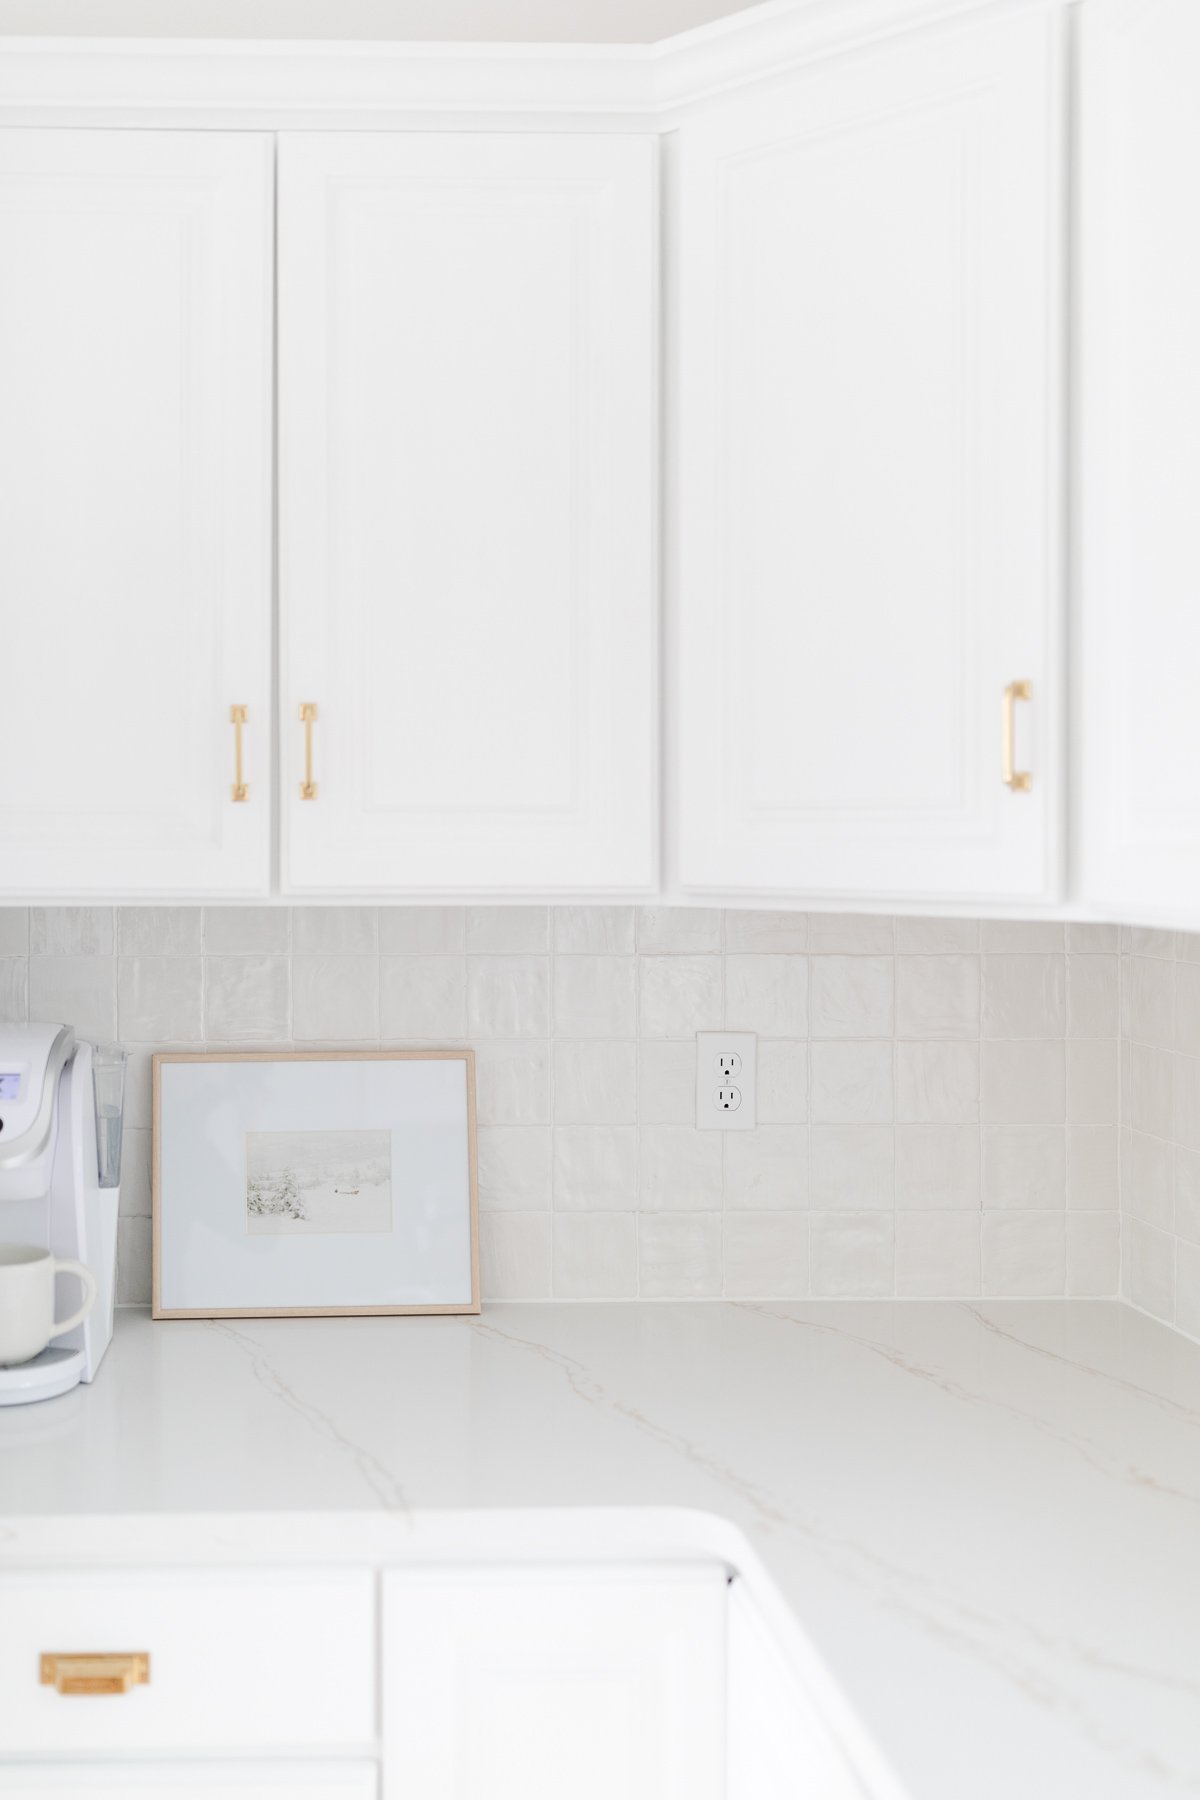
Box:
[0,1072,20,1098]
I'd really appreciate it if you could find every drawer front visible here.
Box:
[3,1765,376,1799]
[0,1571,375,1755]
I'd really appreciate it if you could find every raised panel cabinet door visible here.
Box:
[674,11,1065,902]
[381,1565,725,1800]
[726,1582,871,1800]
[0,131,272,897]
[279,132,657,897]
[1079,1,1200,920]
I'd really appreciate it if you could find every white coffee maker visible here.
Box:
[0,1023,123,1404]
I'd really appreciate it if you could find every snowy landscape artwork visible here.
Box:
[245,1128,393,1236]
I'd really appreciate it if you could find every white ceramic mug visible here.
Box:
[0,1245,96,1368]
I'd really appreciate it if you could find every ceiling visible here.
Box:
[0,0,769,43]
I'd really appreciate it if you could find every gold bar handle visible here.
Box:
[40,1652,151,1696]
[299,701,319,800]
[229,704,249,803]
[1002,680,1033,792]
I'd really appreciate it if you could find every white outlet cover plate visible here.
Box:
[695,1031,756,1131]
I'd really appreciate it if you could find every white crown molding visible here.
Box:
[0,37,657,128]
[0,0,1071,128]
[650,0,1068,119]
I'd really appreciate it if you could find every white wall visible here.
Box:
[0,0,764,41]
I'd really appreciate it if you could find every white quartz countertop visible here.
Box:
[1,1299,1198,1800]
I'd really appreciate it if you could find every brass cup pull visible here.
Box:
[1002,679,1033,792]
[230,704,249,803]
[299,701,319,800]
[40,1652,150,1696]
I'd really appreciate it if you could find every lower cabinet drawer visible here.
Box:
[2,1764,377,1799]
[0,1570,375,1756]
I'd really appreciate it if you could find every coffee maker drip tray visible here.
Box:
[0,1344,87,1406]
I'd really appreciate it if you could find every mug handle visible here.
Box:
[50,1259,98,1338]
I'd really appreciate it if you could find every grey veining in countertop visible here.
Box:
[2,1298,1199,1800]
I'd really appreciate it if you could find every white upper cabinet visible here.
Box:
[1079,0,1200,921]
[278,132,657,897]
[674,11,1065,904]
[0,131,272,897]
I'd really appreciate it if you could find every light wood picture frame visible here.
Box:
[152,1049,479,1320]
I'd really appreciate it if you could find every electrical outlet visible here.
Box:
[696,1032,756,1130]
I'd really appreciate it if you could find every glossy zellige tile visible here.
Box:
[982,1211,1066,1297]
[204,906,290,956]
[118,908,202,956]
[292,956,379,1042]
[0,909,28,955]
[894,1125,980,1210]
[30,907,114,956]
[553,1214,636,1298]
[895,956,980,1039]
[554,956,636,1039]
[204,956,289,1043]
[292,907,378,955]
[723,1126,807,1210]
[637,1041,695,1124]
[639,956,721,1039]
[724,955,807,1037]
[467,957,550,1039]
[896,1211,979,1296]
[117,958,201,1043]
[466,906,549,954]
[476,1126,552,1212]
[809,1126,893,1210]
[982,1128,1066,1211]
[553,1040,637,1124]
[723,910,807,954]
[809,956,892,1039]
[552,1126,637,1212]
[553,907,635,955]
[810,1212,894,1296]
[637,1125,722,1212]
[480,1212,551,1299]
[1066,1213,1120,1296]
[809,1041,893,1124]
[757,1040,807,1124]
[380,956,467,1040]
[0,958,28,1024]
[379,907,465,955]
[473,1040,551,1127]
[637,1214,722,1297]
[636,907,722,954]
[723,1212,809,1297]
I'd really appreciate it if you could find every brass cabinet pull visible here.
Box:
[299,701,319,800]
[40,1652,150,1696]
[1002,680,1032,792]
[229,704,249,803]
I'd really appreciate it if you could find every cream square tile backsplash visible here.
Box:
[1118,928,1200,1341]
[0,906,1141,1311]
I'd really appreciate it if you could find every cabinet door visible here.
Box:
[381,1565,725,1800]
[675,12,1064,902]
[279,133,656,897]
[726,1582,868,1799]
[0,131,272,897]
[1079,1,1200,919]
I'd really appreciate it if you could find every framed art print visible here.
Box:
[152,1050,479,1319]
